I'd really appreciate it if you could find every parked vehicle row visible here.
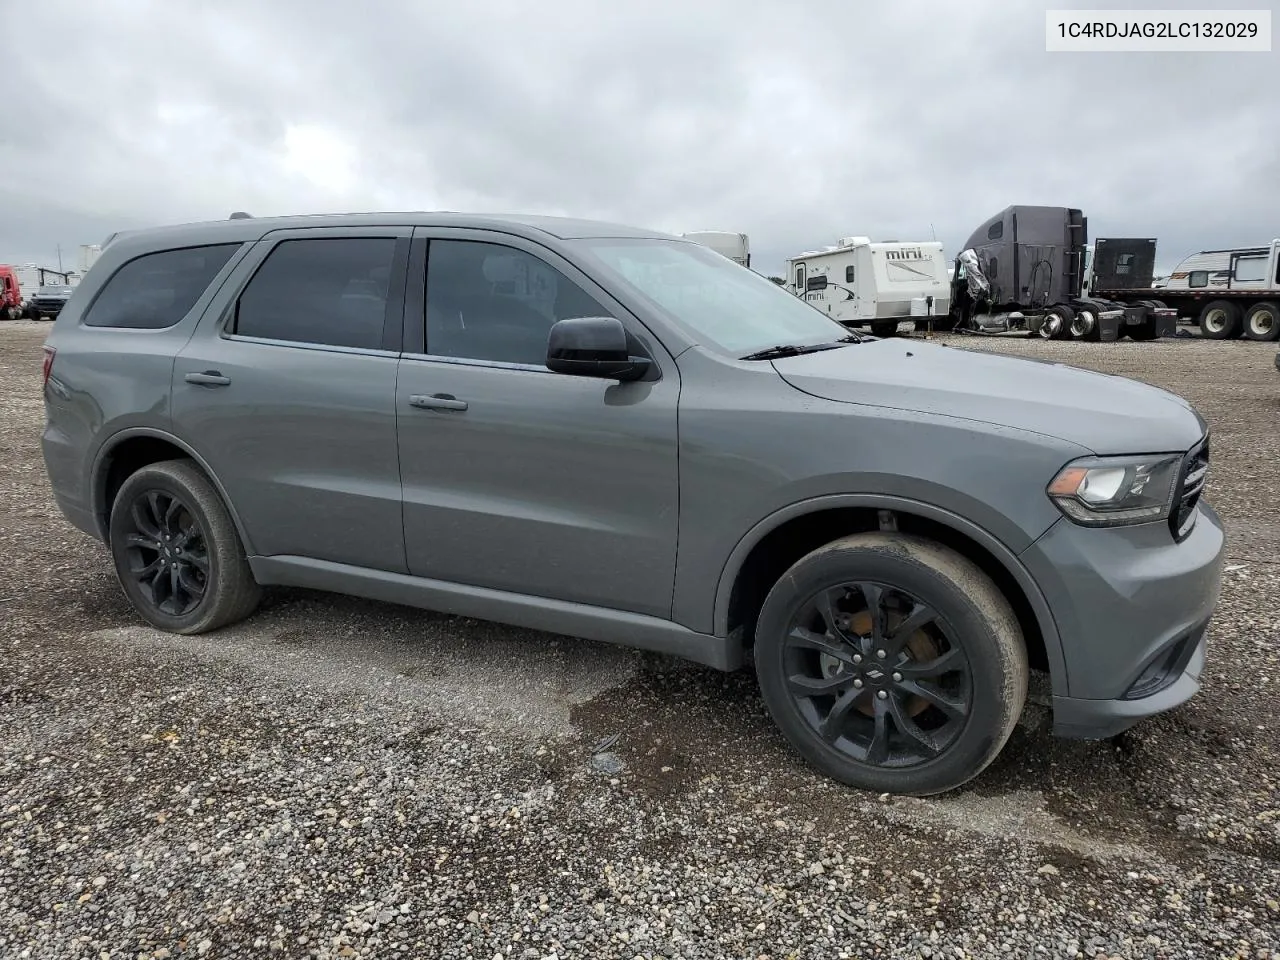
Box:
[0,263,78,320]
[683,212,1279,345]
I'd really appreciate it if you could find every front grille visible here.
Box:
[1170,434,1209,541]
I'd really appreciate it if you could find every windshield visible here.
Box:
[574,237,850,356]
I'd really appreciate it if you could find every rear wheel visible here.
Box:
[753,533,1028,795]
[870,320,900,338]
[1198,300,1241,339]
[1243,302,1280,342]
[1037,305,1073,340]
[108,459,261,634]
[1069,308,1098,341]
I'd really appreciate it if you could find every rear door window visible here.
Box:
[83,244,241,329]
[232,238,398,350]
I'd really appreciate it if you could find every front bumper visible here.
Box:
[1020,498,1225,740]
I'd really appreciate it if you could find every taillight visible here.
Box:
[41,345,56,388]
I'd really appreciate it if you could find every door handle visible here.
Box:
[185,371,231,387]
[409,393,468,412]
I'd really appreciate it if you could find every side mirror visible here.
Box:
[546,316,652,381]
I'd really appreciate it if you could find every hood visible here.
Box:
[770,339,1205,455]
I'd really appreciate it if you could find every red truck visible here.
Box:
[0,265,32,320]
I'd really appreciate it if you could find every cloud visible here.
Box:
[1,0,1276,277]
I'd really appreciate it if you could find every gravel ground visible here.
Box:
[1,320,1278,960]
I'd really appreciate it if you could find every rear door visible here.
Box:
[172,226,411,572]
[394,227,681,618]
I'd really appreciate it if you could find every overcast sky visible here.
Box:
[2,0,1276,278]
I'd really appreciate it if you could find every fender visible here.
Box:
[711,493,1069,696]
[89,426,258,555]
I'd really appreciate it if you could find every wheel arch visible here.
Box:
[713,494,1068,695]
[89,427,256,555]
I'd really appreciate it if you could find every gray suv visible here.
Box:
[40,212,1224,795]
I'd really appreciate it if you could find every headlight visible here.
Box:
[1046,455,1181,526]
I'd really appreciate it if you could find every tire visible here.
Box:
[1198,300,1241,339]
[870,320,899,338]
[1037,305,1073,340]
[1243,302,1280,342]
[753,532,1028,796]
[1068,308,1098,341]
[108,459,261,634]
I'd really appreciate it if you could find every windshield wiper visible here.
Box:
[739,337,860,361]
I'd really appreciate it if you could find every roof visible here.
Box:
[102,211,678,251]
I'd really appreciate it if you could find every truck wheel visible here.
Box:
[1127,320,1159,341]
[1068,308,1098,341]
[108,459,262,634]
[753,532,1028,796]
[1198,300,1241,339]
[1038,305,1073,340]
[1243,302,1280,342]
[870,321,899,338]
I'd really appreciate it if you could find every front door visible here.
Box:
[172,227,411,573]
[395,229,680,619]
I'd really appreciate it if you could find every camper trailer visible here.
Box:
[784,237,951,337]
[681,231,750,268]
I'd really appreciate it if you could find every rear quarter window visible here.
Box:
[83,243,242,329]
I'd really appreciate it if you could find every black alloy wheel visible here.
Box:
[108,459,262,634]
[753,533,1028,795]
[782,580,972,766]
[121,488,210,617]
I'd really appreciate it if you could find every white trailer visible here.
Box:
[784,237,951,337]
[681,231,750,268]
[78,244,102,274]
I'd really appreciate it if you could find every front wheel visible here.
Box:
[869,320,899,338]
[109,459,262,634]
[754,533,1028,796]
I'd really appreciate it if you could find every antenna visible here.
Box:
[930,223,937,241]
[228,211,253,220]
